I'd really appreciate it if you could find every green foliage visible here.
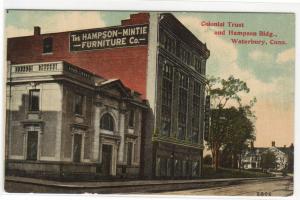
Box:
[207,75,251,109]
[206,75,256,170]
[261,151,277,170]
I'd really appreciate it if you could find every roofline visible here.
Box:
[159,13,210,57]
[7,22,150,39]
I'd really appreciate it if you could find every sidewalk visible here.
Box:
[5,175,285,189]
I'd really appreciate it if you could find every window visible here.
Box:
[177,45,191,65]
[167,159,172,177]
[156,158,161,177]
[100,113,114,131]
[201,59,206,74]
[192,81,201,143]
[159,29,176,54]
[73,134,82,162]
[160,157,167,177]
[194,57,201,73]
[186,51,191,65]
[161,64,173,136]
[159,28,166,48]
[178,72,188,140]
[29,89,40,112]
[128,110,135,128]
[175,160,183,177]
[127,142,133,166]
[192,161,200,177]
[74,93,84,115]
[43,37,53,53]
[26,131,38,160]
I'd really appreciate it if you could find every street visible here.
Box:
[5,176,293,196]
[158,176,293,196]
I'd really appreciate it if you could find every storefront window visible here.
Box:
[73,134,82,162]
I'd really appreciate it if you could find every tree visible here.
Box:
[206,75,255,171]
[261,150,277,171]
[221,107,255,169]
[203,154,213,166]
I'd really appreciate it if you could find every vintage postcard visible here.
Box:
[4,10,294,196]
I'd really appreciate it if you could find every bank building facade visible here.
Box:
[6,12,210,179]
[6,61,147,178]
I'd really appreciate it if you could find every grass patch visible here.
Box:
[202,165,274,179]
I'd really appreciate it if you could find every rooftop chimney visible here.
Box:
[271,141,275,147]
[34,26,41,36]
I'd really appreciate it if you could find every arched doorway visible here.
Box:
[99,113,119,176]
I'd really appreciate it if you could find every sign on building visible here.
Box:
[70,24,149,51]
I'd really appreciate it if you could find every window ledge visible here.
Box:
[27,111,40,114]
[128,128,134,134]
[74,114,84,118]
[42,52,53,55]
[100,129,114,135]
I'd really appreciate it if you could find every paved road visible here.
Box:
[158,177,293,196]
[5,176,293,196]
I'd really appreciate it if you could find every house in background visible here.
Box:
[6,60,147,178]
[240,141,293,171]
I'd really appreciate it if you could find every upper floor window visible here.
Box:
[128,110,135,128]
[159,29,176,54]
[43,37,53,53]
[178,72,188,140]
[177,44,191,66]
[192,81,201,143]
[201,59,206,74]
[29,89,40,112]
[161,64,173,136]
[100,113,114,131]
[74,93,84,115]
[194,57,201,73]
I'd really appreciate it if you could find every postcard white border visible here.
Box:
[0,1,299,200]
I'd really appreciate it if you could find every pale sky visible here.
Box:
[5,10,295,148]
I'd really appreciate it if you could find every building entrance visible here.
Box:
[102,144,113,175]
[26,131,38,160]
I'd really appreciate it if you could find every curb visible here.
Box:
[5,176,286,189]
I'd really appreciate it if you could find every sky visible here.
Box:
[5,10,295,148]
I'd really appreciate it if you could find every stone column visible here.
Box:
[118,102,126,163]
[112,145,118,176]
[92,100,101,162]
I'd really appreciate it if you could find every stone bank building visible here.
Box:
[6,61,146,178]
[6,12,210,179]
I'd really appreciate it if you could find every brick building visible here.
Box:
[6,12,210,178]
